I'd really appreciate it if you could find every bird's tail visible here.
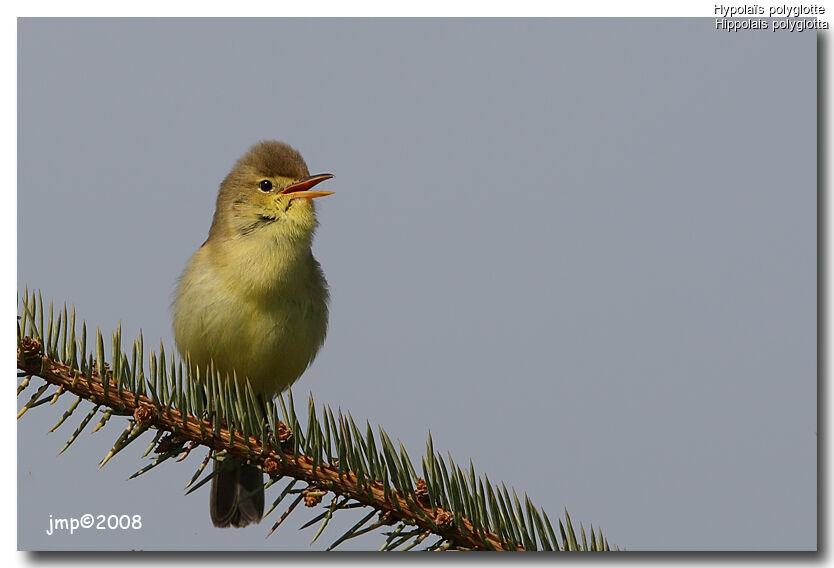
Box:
[210,457,265,528]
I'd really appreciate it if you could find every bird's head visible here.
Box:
[209,140,334,244]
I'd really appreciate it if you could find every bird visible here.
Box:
[172,140,333,528]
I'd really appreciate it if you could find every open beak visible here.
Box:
[280,173,335,200]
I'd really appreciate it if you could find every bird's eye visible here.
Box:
[258,180,273,192]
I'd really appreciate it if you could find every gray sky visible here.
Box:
[17,18,816,551]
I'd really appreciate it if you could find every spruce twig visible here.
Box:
[16,290,617,551]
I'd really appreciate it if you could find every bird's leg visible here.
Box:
[257,393,292,448]
[257,394,274,443]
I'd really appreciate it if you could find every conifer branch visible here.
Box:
[16,290,618,551]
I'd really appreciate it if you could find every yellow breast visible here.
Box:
[172,235,329,397]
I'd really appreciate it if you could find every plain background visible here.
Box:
[16,18,816,551]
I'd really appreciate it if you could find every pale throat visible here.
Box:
[212,226,316,299]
